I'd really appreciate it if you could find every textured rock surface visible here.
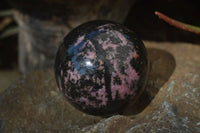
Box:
[0,41,200,133]
[0,70,19,93]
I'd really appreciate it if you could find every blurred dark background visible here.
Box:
[0,0,200,70]
[125,0,200,43]
[0,0,17,69]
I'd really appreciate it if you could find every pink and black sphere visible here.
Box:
[54,20,148,116]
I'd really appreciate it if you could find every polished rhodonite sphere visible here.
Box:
[54,20,148,116]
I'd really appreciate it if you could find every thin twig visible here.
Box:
[155,11,200,35]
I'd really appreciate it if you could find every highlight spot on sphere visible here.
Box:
[54,20,148,116]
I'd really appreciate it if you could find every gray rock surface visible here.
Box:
[0,41,200,133]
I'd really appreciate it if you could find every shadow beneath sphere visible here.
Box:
[123,48,176,116]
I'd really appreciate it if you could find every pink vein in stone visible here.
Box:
[79,97,96,107]
[115,31,127,45]
[125,64,139,85]
[85,51,96,59]
[78,40,96,59]
[85,75,90,80]
[66,69,81,84]
[100,38,118,61]
[110,49,139,99]
[68,61,72,67]
[98,60,104,70]
[111,68,138,100]
[89,76,107,106]
[98,23,115,31]
[96,86,107,106]
[74,35,85,46]
[91,92,96,97]
[96,78,101,85]
[102,42,118,52]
